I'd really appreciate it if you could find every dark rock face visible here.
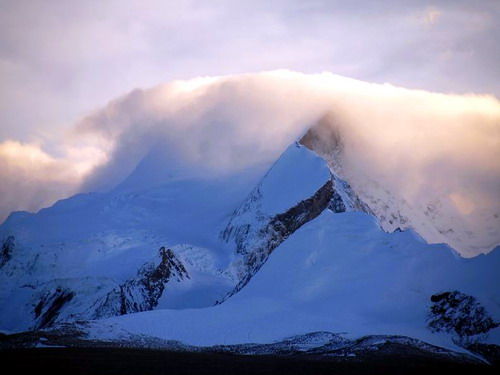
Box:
[93,247,189,317]
[120,247,190,314]
[428,291,498,343]
[329,189,346,213]
[0,235,15,268]
[329,177,373,215]
[270,180,334,239]
[33,288,75,329]
[299,114,344,169]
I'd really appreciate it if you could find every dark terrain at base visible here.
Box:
[1,347,497,375]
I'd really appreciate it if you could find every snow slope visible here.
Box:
[94,210,499,349]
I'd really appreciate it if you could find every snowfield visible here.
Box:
[94,209,499,350]
[0,138,498,357]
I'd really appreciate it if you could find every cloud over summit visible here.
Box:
[1,71,499,255]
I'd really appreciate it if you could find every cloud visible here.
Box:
[422,7,441,26]
[0,140,104,220]
[0,71,499,257]
[298,78,500,255]
[1,0,499,146]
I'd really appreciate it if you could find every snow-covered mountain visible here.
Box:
[300,115,500,256]
[0,130,498,361]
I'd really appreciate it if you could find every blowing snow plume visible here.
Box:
[0,71,499,256]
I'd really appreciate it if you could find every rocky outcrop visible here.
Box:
[93,247,189,317]
[0,235,14,268]
[270,180,334,239]
[33,287,75,330]
[328,176,373,214]
[26,247,190,329]
[299,113,344,172]
[427,291,498,344]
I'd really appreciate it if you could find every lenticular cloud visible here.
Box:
[1,71,499,255]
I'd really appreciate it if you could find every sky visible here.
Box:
[0,1,499,255]
[1,0,499,142]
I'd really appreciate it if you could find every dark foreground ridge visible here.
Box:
[0,347,497,375]
[1,327,499,374]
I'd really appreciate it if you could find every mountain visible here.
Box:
[0,131,498,364]
[0,141,354,330]
[300,115,500,256]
